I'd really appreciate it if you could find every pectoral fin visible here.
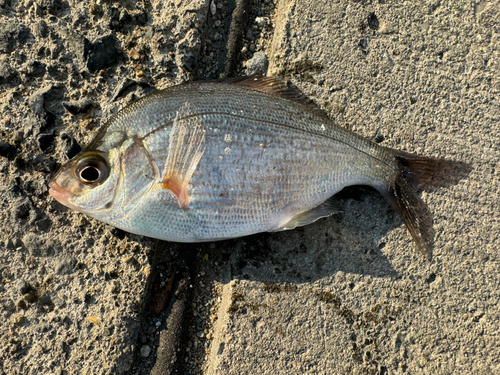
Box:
[273,198,341,231]
[161,102,206,208]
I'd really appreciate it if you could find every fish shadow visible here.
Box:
[127,186,401,373]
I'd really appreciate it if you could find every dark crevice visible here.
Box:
[223,0,252,77]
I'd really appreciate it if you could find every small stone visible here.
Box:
[51,295,65,308]
[130,49,140,60]
[87,316,101,325]
[140,345,151,357]
[245,52,268,76]
[255,17,268,28]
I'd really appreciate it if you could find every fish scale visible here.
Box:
[50,77,469,258]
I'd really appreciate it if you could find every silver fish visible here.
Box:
[49,77,468,258]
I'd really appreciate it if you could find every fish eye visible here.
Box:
[75,155,109,185]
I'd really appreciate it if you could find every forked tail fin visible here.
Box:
[383,150,471,259]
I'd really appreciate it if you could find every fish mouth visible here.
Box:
[48,181,82,212]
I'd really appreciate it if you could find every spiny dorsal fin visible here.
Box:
[209,76,329,118]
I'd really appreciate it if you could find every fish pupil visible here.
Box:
[80,166,100,182]
[75,154,109,185]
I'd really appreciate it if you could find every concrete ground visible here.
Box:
[0,0,499,374]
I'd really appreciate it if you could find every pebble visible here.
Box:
[255,17,268,28]
[140,345,151,357]
[245,52,268,76]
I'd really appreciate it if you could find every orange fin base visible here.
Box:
[162,177,189,209]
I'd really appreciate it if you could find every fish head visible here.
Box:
[50,126,158,220]
[49,149,121,213]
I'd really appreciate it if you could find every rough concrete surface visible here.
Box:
[1,0,499,374]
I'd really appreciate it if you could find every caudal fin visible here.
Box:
[383,150,471,259]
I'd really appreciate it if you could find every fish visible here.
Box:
[49,77,469,259]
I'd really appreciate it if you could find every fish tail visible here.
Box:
[382,150,471,260]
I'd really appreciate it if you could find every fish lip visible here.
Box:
[48,180,82,212]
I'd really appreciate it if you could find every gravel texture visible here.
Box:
[1,0,499,374]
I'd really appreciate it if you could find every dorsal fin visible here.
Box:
[208,76,329,117]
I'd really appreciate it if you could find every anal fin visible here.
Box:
[274,197,341,231]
